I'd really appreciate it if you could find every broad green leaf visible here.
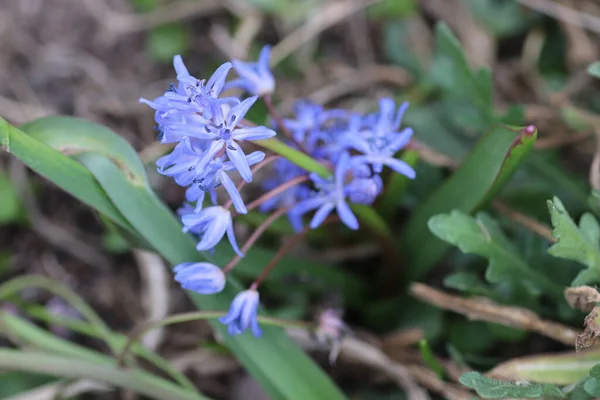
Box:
[459,371,565,398]
[547,197,600,286]
[443,271,496,298]
[0,349,208,400]
[588,62,600,79]
[464,0,531,37]
[429,211,564,298]
[490,350,600,385]
[402,124,537,281]
[3,117,347,400]
[589,363,600,379]
[21,116,148,186]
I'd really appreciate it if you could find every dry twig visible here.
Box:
[410,283,579,346]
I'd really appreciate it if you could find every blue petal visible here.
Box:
[380,157,416,179]
[219,171,247,214]
[226,218,244,257]
[226,141,252,182]
[336,199,359,230]
[219,294,246,324]
[173,55,190,77]
[228,96,258,124]
[206,62,233,97]
[233,126,276,141]
[310,202,334,229]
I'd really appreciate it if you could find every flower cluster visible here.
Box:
[141,46,415,338]
[262,98,416,232]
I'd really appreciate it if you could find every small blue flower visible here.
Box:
[181,206,243,256]
[184,96,275,182]
[345,174,383,205]
[185,151,266,213]
[290,152,358,231]
[156,137,206,186]
[219,289,262,337]
[346,99,416,178]
[225,46,275,96]
[174,262,226,294]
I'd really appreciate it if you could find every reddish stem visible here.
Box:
[241,174,309,214]
[223,205,292,273]
[250,216,339,290]
[223,155,281,210]
[263,95,309,153]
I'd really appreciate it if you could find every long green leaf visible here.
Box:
[402,124,537,280]
[0,349,208,400]
[2,117,346,400]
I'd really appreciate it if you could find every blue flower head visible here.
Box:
[182,96,276,182]
[226,46,275,96]
[174,262,226,294]
[219,289,262,337]
[290,152,358,231]
[181,206,243,256]
[347,99,416,178]
[140,56,236,121]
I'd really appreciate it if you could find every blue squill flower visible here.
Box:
[290,152,358,231]
[156,137,205,186]
[345,175,383,205]
[219,289,262,337]
[185,151,266,213]
[140,56,236,119]
[181,206,243,256]
[184,96,275,182]
[225,46,275,96]
[174,262,226,294]
[346,99,416,178]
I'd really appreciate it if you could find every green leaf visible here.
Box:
[588,62,600,79]
[430,23,493,128]
[584,378,600,396]
[0,349,208,400]
[0,313,109,365]
[368,0,417,19]
[2,116,347,400]
[547,197,600,286]
[429,211,564,298]
[0,167,22,224]
[459,371,565,398]
[402,124,537,281]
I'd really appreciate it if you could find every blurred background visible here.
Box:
[2,0,600,398]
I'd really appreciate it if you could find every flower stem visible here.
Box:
[242,174,309,213]
[224,205,292,273]
[263,94,308,153]
[250,216,339,290]
[118,311,313,367]
[223,154,281,210]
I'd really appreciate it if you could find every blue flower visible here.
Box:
[345,174,383,205]
[156,137,206,186]
[290,152,358,231]
[182,96,275,182]
[141,56,236,119]
[226,46,275,96]
[219,289,262,337]
[185,151,266,213]
[181,206,243,256]
[174,262,226,294]
[346,99,416,178]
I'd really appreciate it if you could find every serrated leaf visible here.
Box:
[459,371,564,398]
[547,197,600,286]
[428,210,564,298]
[402,124,537,281]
